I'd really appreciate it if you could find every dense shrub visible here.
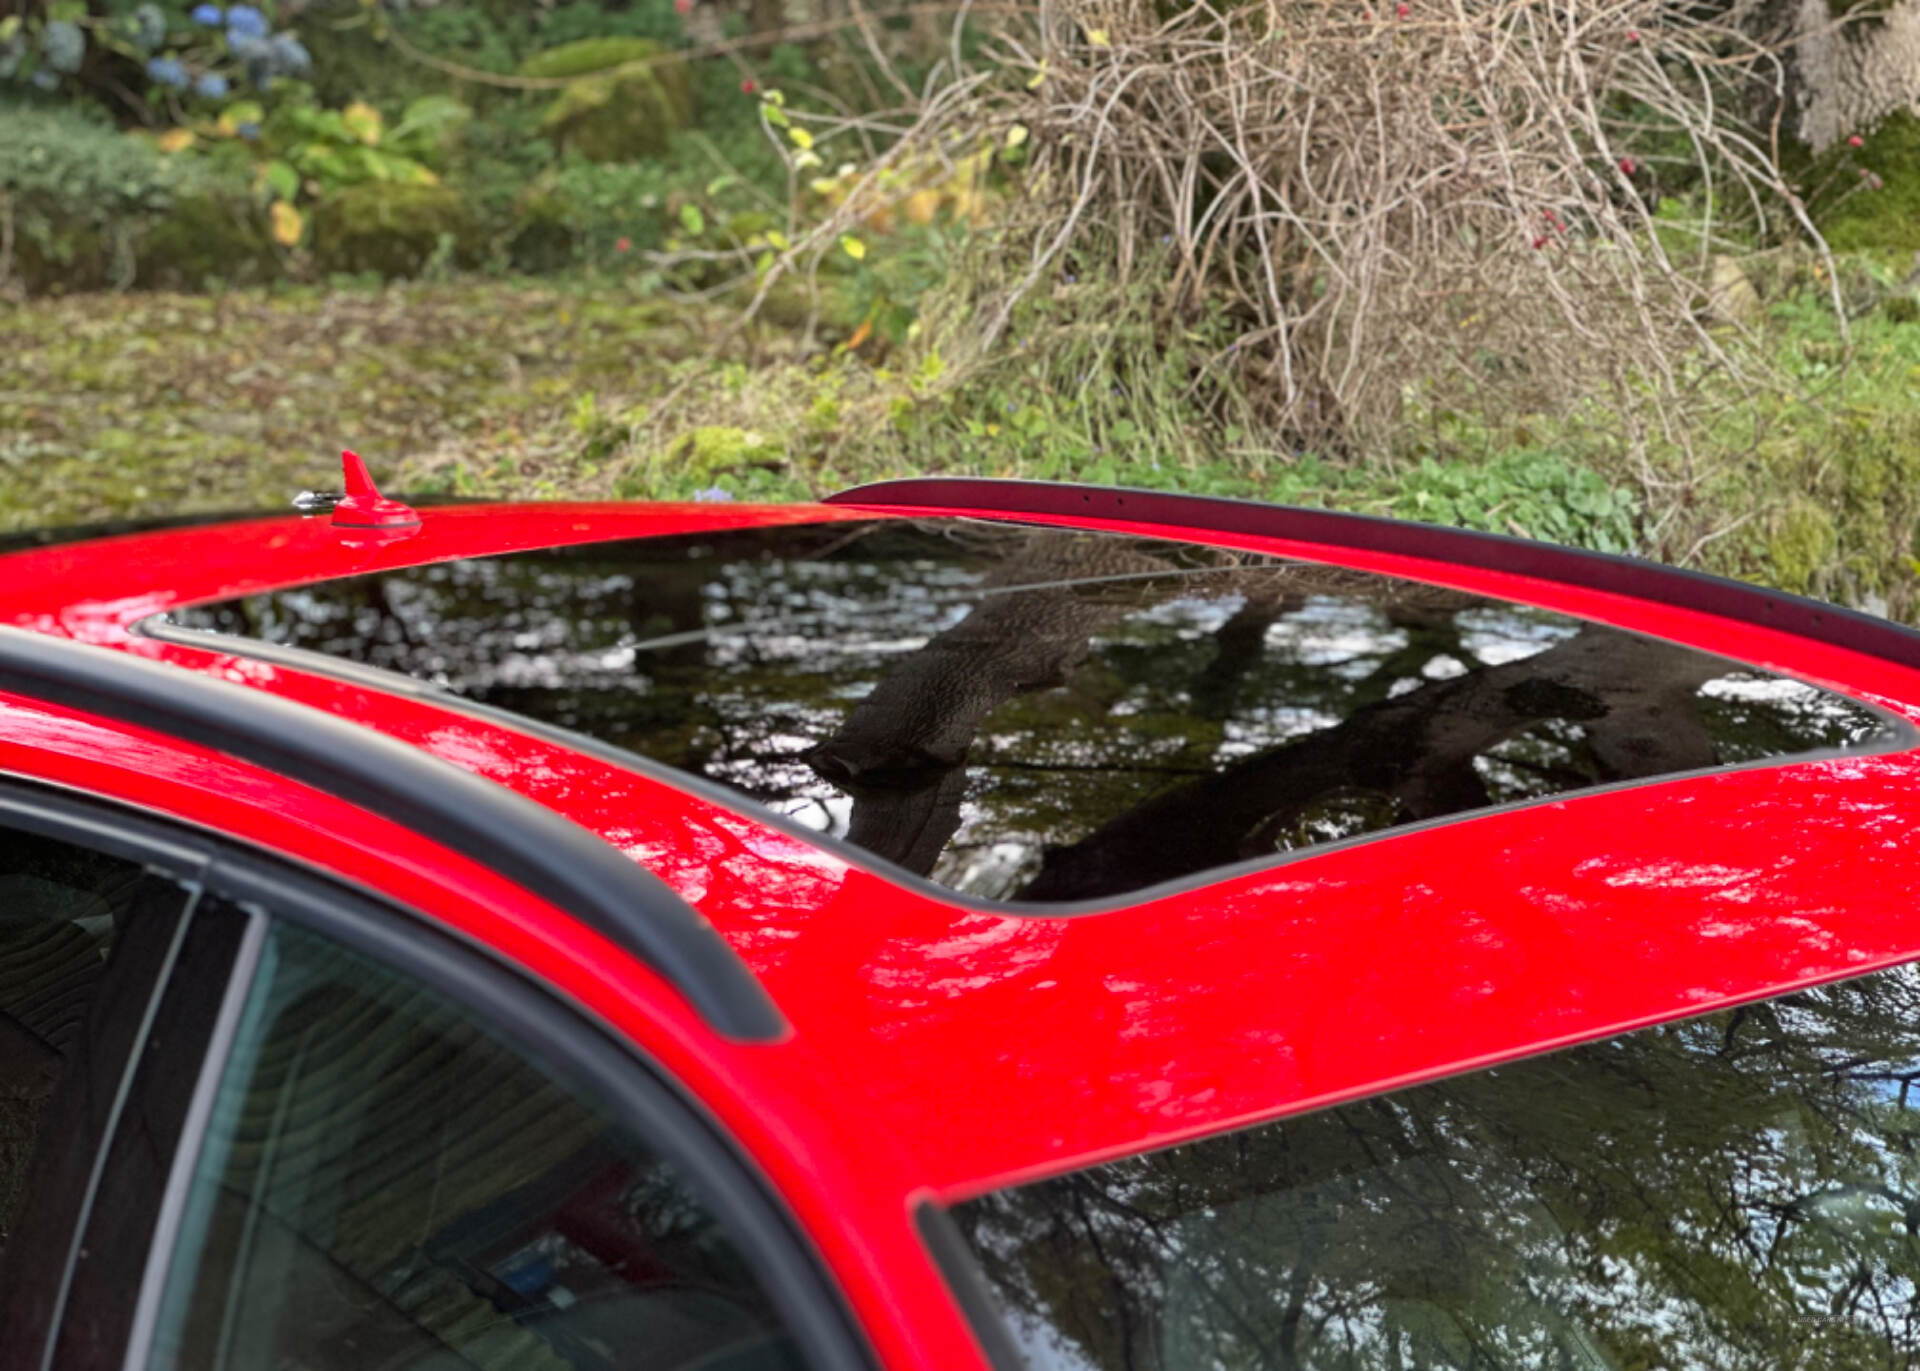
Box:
[0,100,264,291]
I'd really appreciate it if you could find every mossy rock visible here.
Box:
[531,44,693,164]
[520,36,667,80]
[137,192,279,291]
[1811,112,1920,255]
[312,183,483,279]
[507,188,580,274]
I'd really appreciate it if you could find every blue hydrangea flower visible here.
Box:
[29,68,60,90]
[190,4,225,24]
[236,120,261,140]
[145,56,191,89]
[229,32,272,86]
[40,19,84,74]
[224,5,268,39]
[269,33,311,75]
[692,487,736,503]
[194,71,229,98]
[133,4,169,51]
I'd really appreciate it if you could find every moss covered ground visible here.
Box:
[0,281,724,527]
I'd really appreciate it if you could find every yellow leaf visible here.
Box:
[766,229,790,250]
[787,125,814,151]
[342,101,383,145]
[1005,124,1029,149]
[792,149,822,171]
[156,128,196,154]
[1026,60,1048,89]
[269,201,305,248]
[1086,27,1110,45]
[840,235,866,261]
[809,178,840,197]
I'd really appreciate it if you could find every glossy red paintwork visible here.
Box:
[11,496,1920,1369]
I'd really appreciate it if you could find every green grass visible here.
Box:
[5,262,1918,621]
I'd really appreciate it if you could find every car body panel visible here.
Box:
[10,495,1920,1357]
[0,690,979,1371]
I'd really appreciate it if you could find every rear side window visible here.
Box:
[0,821,197,1359]
[162,518,1905,905]
[149,919,814,1371]
[948,962,1920,1370]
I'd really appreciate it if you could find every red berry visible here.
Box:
[1618,157,1637,175]
[1396,4,1409,16]
[1848,134,1864,148]
[741,78,756,94]
[615,236,632,253]
[1532,236,1549,249]
[1626,28,1640,42]
[673,0,691,13]
[1860,167,1872,178]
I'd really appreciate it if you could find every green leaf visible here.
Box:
[264,159,299,201]
[679,203,705,236]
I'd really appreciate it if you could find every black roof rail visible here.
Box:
[826,477,1920,673]
[0,627,786,1043]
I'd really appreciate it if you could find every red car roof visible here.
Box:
[7,488,1920,1200]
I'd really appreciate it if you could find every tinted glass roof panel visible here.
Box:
[164,518,1902,904]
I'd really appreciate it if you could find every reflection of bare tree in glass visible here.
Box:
[805,528,1731,897]
[956,966,1920,1371]
[805,532,1184,874]
[1022,628,1726,901]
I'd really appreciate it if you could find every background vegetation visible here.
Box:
[3,0,1919,617]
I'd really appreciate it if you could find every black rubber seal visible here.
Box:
[0,626,786,1043]
[913,1201,1028,1371]
[825,478,1920,671]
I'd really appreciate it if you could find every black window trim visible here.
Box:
[914,1202,1026,1371]
[0,780,874,1371]
[827,477,1920,674]
[0,626,784,1043]
[114,907,264,1371]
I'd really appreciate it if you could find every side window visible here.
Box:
[149,919,816,1371]
[0,821,198,1364]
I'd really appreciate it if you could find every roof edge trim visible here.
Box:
[825,478,1920,675]
[0,626,787,1043]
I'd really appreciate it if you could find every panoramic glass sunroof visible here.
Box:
[163,518,1902,904]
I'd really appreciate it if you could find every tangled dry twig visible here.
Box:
[949,0,1836,454]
